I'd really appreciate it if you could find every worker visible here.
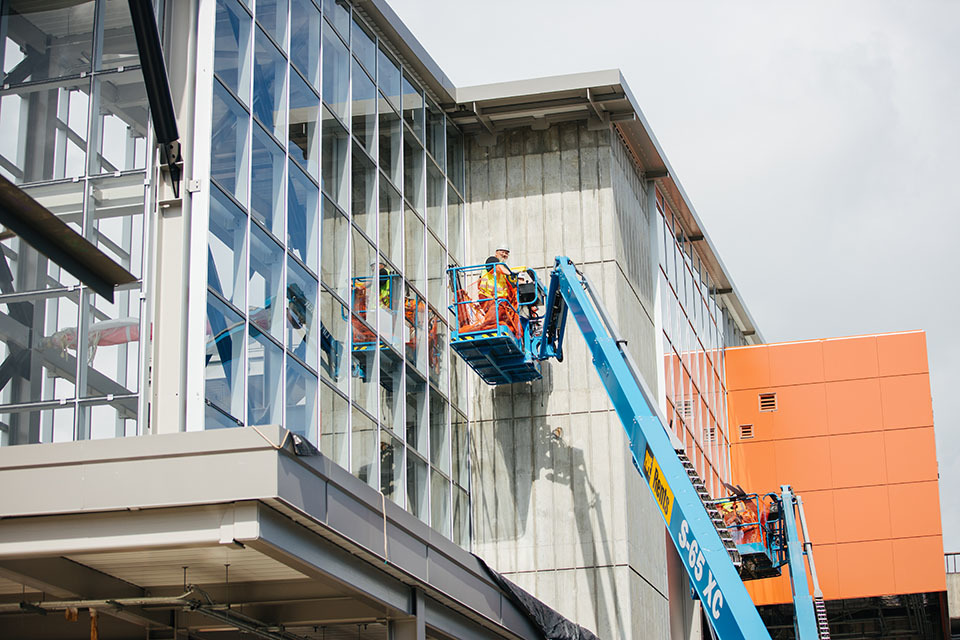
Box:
[460,244,520,337]
[477,244,513,304]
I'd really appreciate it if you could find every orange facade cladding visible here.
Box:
[725,331,945,605]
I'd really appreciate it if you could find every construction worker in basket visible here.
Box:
[351,261,393,346]
[461,244,520,337]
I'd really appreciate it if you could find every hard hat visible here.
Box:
[496,243,510,252]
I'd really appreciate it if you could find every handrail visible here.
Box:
[946,552,960,574]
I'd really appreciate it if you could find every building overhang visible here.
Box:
[0,427,543,639]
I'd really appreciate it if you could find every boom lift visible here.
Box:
[448,257,829,640]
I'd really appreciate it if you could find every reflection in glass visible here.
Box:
[321,199,349,298]
[352,62,377,154]
[407,452,428,523]
[378,101,402,187]
[253,27,286,139]
[403,130,424,212]
[1,0,95,83]
[429,389,449,473]
[286,256,318,368]
[378,258,402,348]
[251,124,285,238]
[426,100,445,168]
[352,16,376,76]
[82,286,141,399]
[447,185,464,265]
[446,124,464,194]
[211,81,250,205]
[287,160,319,271]
[404,283,426,373]
[401,73,423,140]
[404,208,425,294]
[379,181,402,267]
[428,312,446,390]
[323,0,351,41]
[205,293,245,425]
[0,407,74,447]
[453,486,469,547]
[256,0,287,48]
[290,0,321,89]
[426,164,445,242]
[321,106,349,209]
[427,232,445,312]
[214,0,252,101]
[248,326,283,426]
[90,70,148,174]
[452,412,468,486]
[286,356,318,442]
[249,224,285,342]
[352,407,377,489]
[406,366,426,454]
[381,430,403,506]
[380,346,404,435]
[431,470,450,537]
[321,22,349,121]
[319,287,349,393]
[378,48,401,111]
[81,402,137,441]
[288,71,320,179]
[90,174,146,279]
[320,382,348,466]
[352,145,376,238]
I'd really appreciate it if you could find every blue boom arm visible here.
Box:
[539,257,772,640]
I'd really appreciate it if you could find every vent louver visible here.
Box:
[759,392,777,412]
[740,424,754,439]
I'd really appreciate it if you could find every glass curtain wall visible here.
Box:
[655,190,731,499]
[204,0,469,545]
[0,1,148,445]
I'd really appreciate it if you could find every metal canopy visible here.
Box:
[0,175,136,302]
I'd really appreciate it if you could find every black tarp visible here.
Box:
[478,557,600,640]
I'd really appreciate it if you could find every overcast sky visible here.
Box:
[387,0,960,552]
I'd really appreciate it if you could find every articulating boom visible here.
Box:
[449,257,829,640]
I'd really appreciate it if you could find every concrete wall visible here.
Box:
[464,122,671,639]
[948,573,960,633]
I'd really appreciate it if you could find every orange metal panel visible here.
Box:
[728,389,774,442]
[771,384,828,439]
[768,340,824,387]
[822,335,879,382]
[725,345,771,391]
[800,490,836,545]
[824,378,884,435]
[880,374,934,430]
[877,331,929,377]
[888,481,943,538]
[892,536,947,594]
[833,486,891,543]
[731,440,778,494]
[812,543,841,600]
[828,432,887,489]
[884,427,939,484]
[836,540,896,597]
[773,437,833,492]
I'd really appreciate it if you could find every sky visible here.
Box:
[387,0,960,552]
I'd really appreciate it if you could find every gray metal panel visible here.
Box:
[427,549,502,623]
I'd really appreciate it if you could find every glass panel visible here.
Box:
[406,452,428,523]
[287,160,319,272]
[253,27,286,139]
[251,123,285,238]
[321,21,349,121]
[405,366,426,454]
[446,123,464,194]
[352,406,377,488]
[1,0,94,83]
[431,470,450,537]
[249,223,285,342]
[351,144,376,238]
[319,382,348,466]
[286,256,318,369]
[77,400,135,440]
[403,130,424,212]
[426,163,445,241]
[82,285,141,398]
[378,100,402,187]
[450,357,467,413]
[320,198,349,298]
[404,283,425,372]
[378,259,402,349]
[322,0,351,41]
[379,345,403,435]
[352,62,377,154]
[205,293,245,425]
[90,174,145,280]
[286,356,318,442]
[289,0,320,89]
[379,181,401,267]
[319,287,348,393]
[447,185,463,265]
[248,326,283,426]
[90,70,148,175]
[211,81,250,205]
[352,16,376,76]
[20,181,83,241]
[214,0,252,101]
[351,233,378,415]
[453,485,469,547]
[401,73,423,141]
[256,0,287,48]
[425,100,444,169]
[429,389,448,473]
[452,412,468,486]
[0,79,89,184]
[380,430,403,505]
[404,208,424,294]
[377,47,401,111]
[0,407,74,447]
[288,70,320,179]
[209,185,247,309]
[321,106,349,209]
[428,312,446,389]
